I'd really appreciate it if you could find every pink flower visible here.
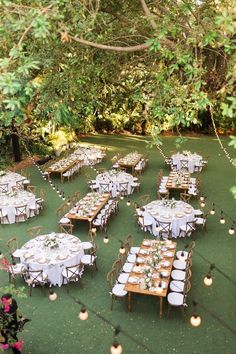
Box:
[12,339,23,351]
[1,297,10,313]
[0,343,9,350]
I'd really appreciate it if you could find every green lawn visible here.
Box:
[0,134,235,354]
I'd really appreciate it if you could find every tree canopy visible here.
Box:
[0,0,235,147]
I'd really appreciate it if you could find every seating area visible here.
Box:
[0,134,234,354]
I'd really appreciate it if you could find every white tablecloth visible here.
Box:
[0,172,27,191]
[17,233,84,287]
[172,153,202,173]
[0,190,36,224]
[142,200,195,238]
[95,170,135,197]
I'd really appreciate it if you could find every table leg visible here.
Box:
[159,297,163,319]
[127,292,132,311]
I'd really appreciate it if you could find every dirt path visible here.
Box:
[9,155,40,171]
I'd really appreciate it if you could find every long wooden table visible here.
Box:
[117,153,143,174]
[67,192,110,228]
[124,239,176,318]
[46,158,83,183]
[166,171,190,192]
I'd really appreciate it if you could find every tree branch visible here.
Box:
[68,35,149,52]
[140,0,157,30]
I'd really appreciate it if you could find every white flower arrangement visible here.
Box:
[182,150,191,156]
[44,233,59,249]
[162,198,176,208]
[142,267,155,290]
[6,190,16,197]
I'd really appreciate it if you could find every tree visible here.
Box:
[0,0,235,155]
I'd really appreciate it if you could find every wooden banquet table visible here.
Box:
[124,239,176,318]
[166,171,190,192]
[117,152,143,174]
[46,159,83,183]
[67,192,110,228]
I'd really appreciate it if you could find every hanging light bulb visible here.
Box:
[56,188,60,194]
[67,199,71,206]
[228,221,235,235]
[126,200,131,206]
[119,244,126,254]
[49,289,58,301]
[52,185,56,190]
[49,180,53,186]
[78,306,88,320]
[203,274,213,286]
[210,203,215,215]
[62,192,66,201]
[220,211,225,224]
[199,195,205,202]
[110,341,123,354]
[190,300,201,327]
[120,195,124,200]
[91,227,97,235]
[103,235,109,244]
[59,191,62,198]
[190,314,201,327]
[200,201,206,208]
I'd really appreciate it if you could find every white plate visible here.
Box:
[143,241,151,246]
[132,266,143,273]
[161,260,171,267]
[160,270,169,278]
[36,258,47,264]
[163,251,174,258]
[128,276,140,284]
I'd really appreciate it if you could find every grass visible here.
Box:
[0,134,235,354]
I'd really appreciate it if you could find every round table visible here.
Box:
[16,233,84,287]
[0,190,37,224]
[95,170,135,197]
[0,171,27,191]
[142,200,195,238]
[171,153,202,173]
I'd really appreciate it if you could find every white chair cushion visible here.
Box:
[112,284,127,297]
[81,242,93,250]
[169,280,185,293]
[127,254,136,263]
[10,264,27,274]
[171,269,186,281]
[167,292,184,306]
[195,217,205,224]
[122,262,133,273]
[129,247,140,255]
[117,272,129,284]
[176,251,188,260]
[173,260,187,270]
[59,217,70,224]
[194,209,203,216]
[81,255,95,265]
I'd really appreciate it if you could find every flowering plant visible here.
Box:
[44,233,59,249]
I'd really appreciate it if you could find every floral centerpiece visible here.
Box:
[162,198,176,208]
[6,190,16,197]
[44,233,59,249]
[182,150,191,156]
[141,267,155,290]
[0,170,6,176]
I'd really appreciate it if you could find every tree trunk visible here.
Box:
[11,129,21,162]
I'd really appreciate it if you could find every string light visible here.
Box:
[49,289,58,301]
[78,306,88,320]
[203,264,215,287]
[220,210,225,224]
[210,105,236,169]
[103,235,109,244]
[126,200,131,206]
[228,221,235,235]
[119,242,126,254]
[190,301,201,327]
[110,340,123,354]
[210,203,215,215]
